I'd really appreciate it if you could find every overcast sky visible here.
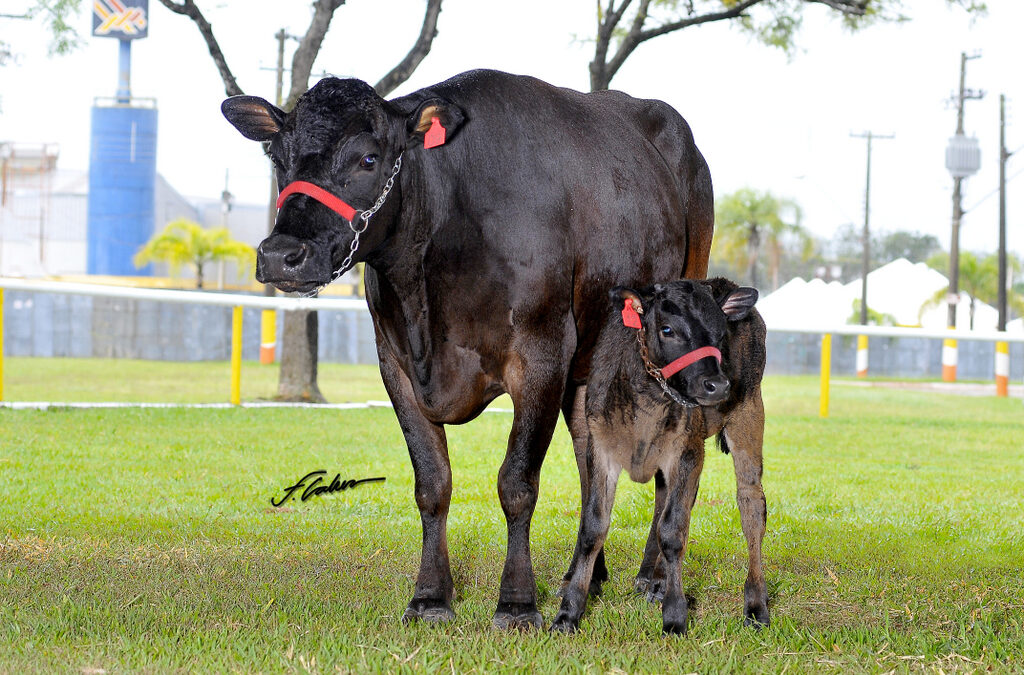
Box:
[2,0,1021,258]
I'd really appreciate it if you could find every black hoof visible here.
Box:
[549,612,579,634]
[401,600,455,624]
[662,618,688,636]
[744,604,770,629]
[645,579,666,604]
[493,602,543,631]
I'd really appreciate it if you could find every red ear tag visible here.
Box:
[622,298,642,329]
[424,116,446,149]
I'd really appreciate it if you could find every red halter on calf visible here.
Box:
[622,297,722,378]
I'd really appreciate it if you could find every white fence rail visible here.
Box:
[1,278,1021,411]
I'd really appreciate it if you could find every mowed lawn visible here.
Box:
[1,359,1022,672]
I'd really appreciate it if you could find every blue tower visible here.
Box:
[86,0,157,276]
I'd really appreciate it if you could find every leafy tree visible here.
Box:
[712,187,810,290]
[877,230,942,264]
[157,0,445,402]
[826,225,943,283]
[134,219,256,289]
[588,0,985,91]
[847,299,896,326]
[921,251,1024,329]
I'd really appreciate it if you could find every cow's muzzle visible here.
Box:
[255,234,331,294]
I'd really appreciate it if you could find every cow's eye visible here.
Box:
[359,154,379,170]
[660,326,674,337]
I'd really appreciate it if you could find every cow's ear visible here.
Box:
[407,97,466,146]
[222,96,286,141]
[610,286,646,315]
[720,286,758,321]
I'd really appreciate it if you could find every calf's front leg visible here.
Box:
[551,439,618,633]
[657,441,705,635]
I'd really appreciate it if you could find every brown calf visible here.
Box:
[551,278,768,635]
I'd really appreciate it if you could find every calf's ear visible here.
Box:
[609,286,646,315]
[720,286,758,321]
[407,97,466,146]
[222,96,286,141]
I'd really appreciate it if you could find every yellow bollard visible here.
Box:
[230,305,243,405]
[0,288,4,402]
[820,333,832,418]
[995,341,1009,397]
[259,309,276,364]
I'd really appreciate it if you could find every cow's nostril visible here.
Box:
[284,244,309,267]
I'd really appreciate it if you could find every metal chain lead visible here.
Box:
[635,323,695,407]
[301,154,404,298]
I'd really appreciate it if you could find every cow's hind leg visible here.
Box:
[723,389,769,627]
[493,351,569,630]
[559,383,609,597]
[379,350,456,624]
[658,441,705,635]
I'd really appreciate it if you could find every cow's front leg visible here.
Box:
[551,438,618,633]
[723,390,769,627]
[493,356,568,630]
[657,442,704,635]
[379,351,456,624]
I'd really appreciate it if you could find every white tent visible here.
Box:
[758,258,1006,331]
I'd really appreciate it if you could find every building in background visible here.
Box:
[0,141,264,286]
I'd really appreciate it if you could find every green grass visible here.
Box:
[1,357,389,403]
[1,360,1022,672]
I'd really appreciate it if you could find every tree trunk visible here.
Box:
[278,308,325,402]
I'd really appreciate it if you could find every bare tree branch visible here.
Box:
[591,0,636,90]
[285,0,345,109]
[374,0,443,97]
[590,0,873,91]
[156,0,243,97]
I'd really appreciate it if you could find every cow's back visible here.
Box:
[389,70,713,383]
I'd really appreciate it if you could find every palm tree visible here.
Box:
[713,188,811,290]
[134,219,256,289]
[921,251,1024,329]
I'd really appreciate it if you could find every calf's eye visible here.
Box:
[359,154,379,170]
[660,326,674,337]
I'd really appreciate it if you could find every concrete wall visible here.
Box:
[3,290,378,365]
[765,331,1024,380]
[3,289,1022,380]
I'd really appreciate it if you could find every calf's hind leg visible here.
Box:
[723,389,770,627]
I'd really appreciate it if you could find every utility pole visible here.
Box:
[850,131,894,326]
[257,29,294,364]
[996,93,1012,397]
[850,131,893,379]
[997,94,1012,332]
[945,52,984,329]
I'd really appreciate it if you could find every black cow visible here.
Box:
[551,278,768,635]
[221,69,714,628]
